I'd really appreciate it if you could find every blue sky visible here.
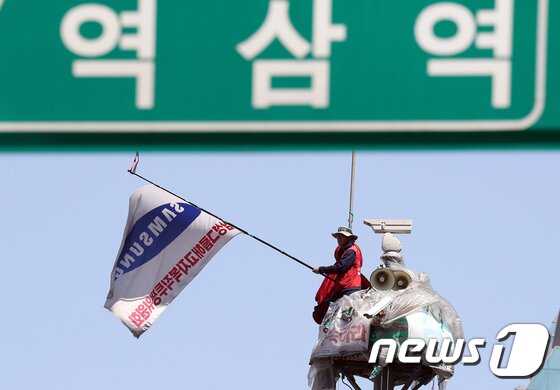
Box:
[1,151,558,390]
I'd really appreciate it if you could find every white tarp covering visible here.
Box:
[309,263,463,389]
[104,184,240,337]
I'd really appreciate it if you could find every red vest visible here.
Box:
[315,244,364,303]
[333,243,363,289]
[312,243,366,324]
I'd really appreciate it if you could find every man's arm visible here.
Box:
[317,249,356,274]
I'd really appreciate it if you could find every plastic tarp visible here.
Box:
[309,262,463,390]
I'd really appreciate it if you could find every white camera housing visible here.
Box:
[363,219,412,234]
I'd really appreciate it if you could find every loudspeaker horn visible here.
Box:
[370,268,395,291]
[392,270,412,290]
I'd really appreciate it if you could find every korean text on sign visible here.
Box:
[237,0,346,109]
[415,0,513,109]
[61,0,157,109]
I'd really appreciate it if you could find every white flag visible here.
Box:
[105,184,241,337]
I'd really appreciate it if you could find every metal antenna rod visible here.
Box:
[348,151,356,229]
[127,156,336,282]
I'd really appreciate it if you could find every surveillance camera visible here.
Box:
[363,219,412,234]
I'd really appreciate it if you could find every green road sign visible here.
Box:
[0,0,558,147]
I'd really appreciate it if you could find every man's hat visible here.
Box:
[331,226,358,240]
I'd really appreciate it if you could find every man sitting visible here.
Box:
[312,227,368,323]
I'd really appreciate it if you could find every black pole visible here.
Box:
[128,168,336,283]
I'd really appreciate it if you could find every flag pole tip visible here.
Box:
[129,152,140,174]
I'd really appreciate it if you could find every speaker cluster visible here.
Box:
[369,268,412,291]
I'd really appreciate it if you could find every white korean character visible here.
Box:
[414,0,513,109]
[236,0,346,109]
[252,60,329,108]
[60,0,157,109]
